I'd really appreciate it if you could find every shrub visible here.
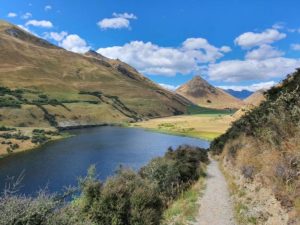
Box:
[89,169,162,225]
[140,157,180,203]
[31,133,50,144]
[165,145,208,183]
[0,192,59,225]
[0,126,16,131]
[0,132,30,140]
[0,96,21,108]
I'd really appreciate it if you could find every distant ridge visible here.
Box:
[224,89,253,100]
[176,76,244,109]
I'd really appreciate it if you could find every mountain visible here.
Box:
[224,89,253,99]
[244,89,266,106]
[233,90,266,119]
[211,70,300,224]
[176,76,244,110]
[0,20,191,128]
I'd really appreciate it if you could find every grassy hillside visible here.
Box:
[211,70,300,224]
[0,20,191,128]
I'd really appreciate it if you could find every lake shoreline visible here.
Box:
[0,116,218,159]
[0,123,127,158]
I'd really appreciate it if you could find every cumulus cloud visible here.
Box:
[97,38,230,76]
[45,5,52,11]
[245,44,284,60]
[291,44,300,51]
[208,57,300,82]
[218,81,276,92]
[59,34,90,53]
[234,29,286,48]
[21,12,32,20]
[97,12,137,29]
[26,20,53,28]
[7,12,17,18]
[159,83,179,91]
[44,31,68,42]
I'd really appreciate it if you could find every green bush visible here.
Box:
[0,132,30,140]
[31,133,50,144]
[0,126,16,131]
[140,157,180,203]
[0,192,59,225]
[87,169,162,225]
[0,96,21,108]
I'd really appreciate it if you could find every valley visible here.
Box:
[0,7,299,224]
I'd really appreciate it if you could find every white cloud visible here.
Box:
[245,44,284,60]
[25,20,53,28]
[218,81,276,92]
[21,12,32,20]
[220,46,232,53]
[159,83,179,91]
[97,38,229,76]
[44,31,68,42]
[291,44,300,51]
[112,12,137,19]
[45,5,52,11]
[97,12,137,30]
[208,57,300,82]
[7,12,17,18]
[234,29,286,48]
[59,34,90,53]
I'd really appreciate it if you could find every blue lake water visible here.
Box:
[0,126,209,195]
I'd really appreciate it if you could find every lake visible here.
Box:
[0,126,209,195]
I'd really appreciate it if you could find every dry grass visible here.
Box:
[219,134,299,224]
[132,114,235,140]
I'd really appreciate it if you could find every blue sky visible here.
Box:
[2,0,300,91]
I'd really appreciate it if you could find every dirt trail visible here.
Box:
[195,159,235,225]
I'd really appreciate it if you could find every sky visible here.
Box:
[1,0,300,91]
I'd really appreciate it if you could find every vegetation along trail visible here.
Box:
[195,158,235,225]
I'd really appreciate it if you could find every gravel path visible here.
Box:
[195,159,235,225]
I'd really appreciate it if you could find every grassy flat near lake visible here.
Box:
[132,113,235,141]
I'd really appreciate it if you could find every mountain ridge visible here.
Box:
[224,89,253,99]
